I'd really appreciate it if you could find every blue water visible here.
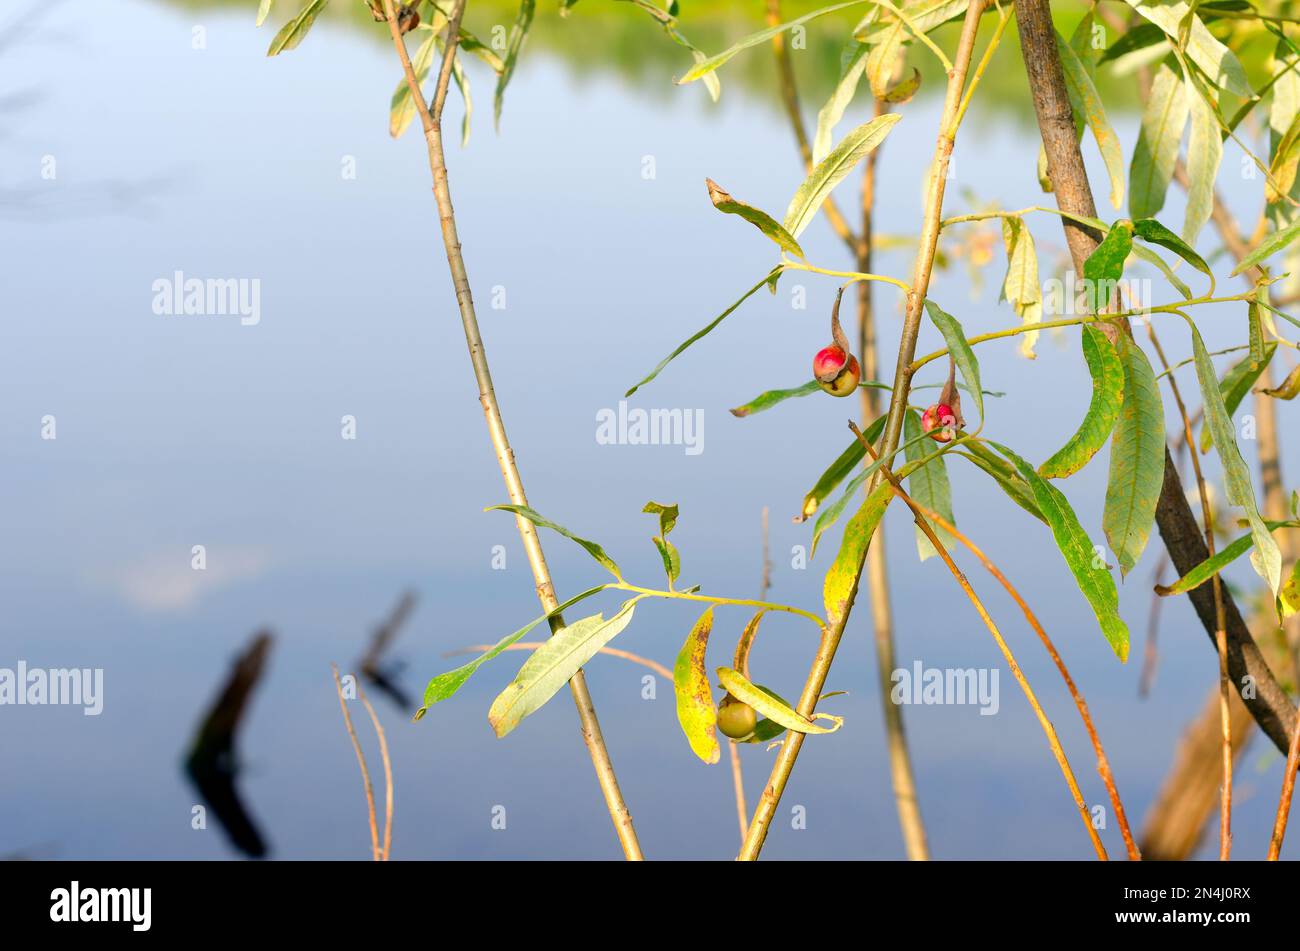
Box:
[0,0,1295,860]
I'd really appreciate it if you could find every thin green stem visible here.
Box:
[781,259,912,294]
[612,582,828,633]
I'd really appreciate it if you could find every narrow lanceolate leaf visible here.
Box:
[1132,218,1212,280]
[706,179,804,258]
[1000,217,1043,358]
[679,0,866,84]
[993,442,1130,661]
[823,482,892,627]
[1129,60,1188,221]
[1123,1,1253,99]
[266,0,328,56]
[814,42,870,166]
[1039,326,1124,480]
[1262,363,1300,400]
[447,45,472,148]
[783,114,902,240]
[1199,342,1278,452]
[488,599,641,737]
[904,410,954,561]
[414,584,611,716]
[257,0,273,27]
[493,0,535,131]
[1183,75,1223,245]
[390,30,438,139]
[731,380,820,417]
[1102,334,1165,576]
[487,504,621,578]
[960,444,1045,522]
[1056,30,1125,210]
[855,0,968,42]
[643,501,680,586]
[1191,326,1283,593]
[1231,220,1300,276]
[798,415,886,521]
[1157,520,1300,597]
[716,667,843,735]
[673,609,720,764]
[923,300,984,423]
[626,268,781,397]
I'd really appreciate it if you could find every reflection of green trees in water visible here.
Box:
[170,1,1276,119]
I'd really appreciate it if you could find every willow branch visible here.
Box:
[380,0,642,859]
[356,680,394,861]
[1013,0,1297,755]
[332,664,380,861]
[850,424,1107,859]
[737,0,989,862]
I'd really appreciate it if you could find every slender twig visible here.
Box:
[849,423,1108,859]
[356,680,394,861]
[332,664,380,862]
[903,498,1140,859]
[728,740,748,843]
[379,0,642,859]
[854,94,929,861]
[764,0,857,254]
[737,0,990,862]
[1268,714,1300,859]
[1145,323,1232,860]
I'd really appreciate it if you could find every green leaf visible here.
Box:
[257,0,273,27]
[488,598,642,737]
[1039,326,1125,480]
[673,609,720,763]
[923,299,983,423]
[731,380,820,417]
[625,268,782,397]
[881,67,922,104]
[1268,109,1300,205]
[1056,30,1125,210]
[1262,363,1300,400]
[1191,326,1283,593]
[1198,342,1278,451]
[1132,217,1212,279]
[1123,1,1252,99]
[678,0,866,84]
[493,0,535,131]
[904,409,954,561]
[813,41,870,166]
[1084,218,1134,290]
[705,179,804,258]
[716,667,843,735]
[960,444,1045,522]
[642,501,681,585]
[1129,60,1189,220]
[798,415,886,521]
[1231,219,1300,276]
[266,0,328,56]
[1182,75,1223,245]
[487,504,622,579]
[414,584,611,716]
[1102,334,1165,576]
[783,114,902,240]
[1157,520,1300,596]
[390,29,438,139]
[823,482,892,626]
[992,442,1130,661]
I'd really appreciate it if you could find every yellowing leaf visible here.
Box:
[673,609,720,764]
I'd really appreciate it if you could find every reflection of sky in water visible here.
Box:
[0,1,1295,860]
